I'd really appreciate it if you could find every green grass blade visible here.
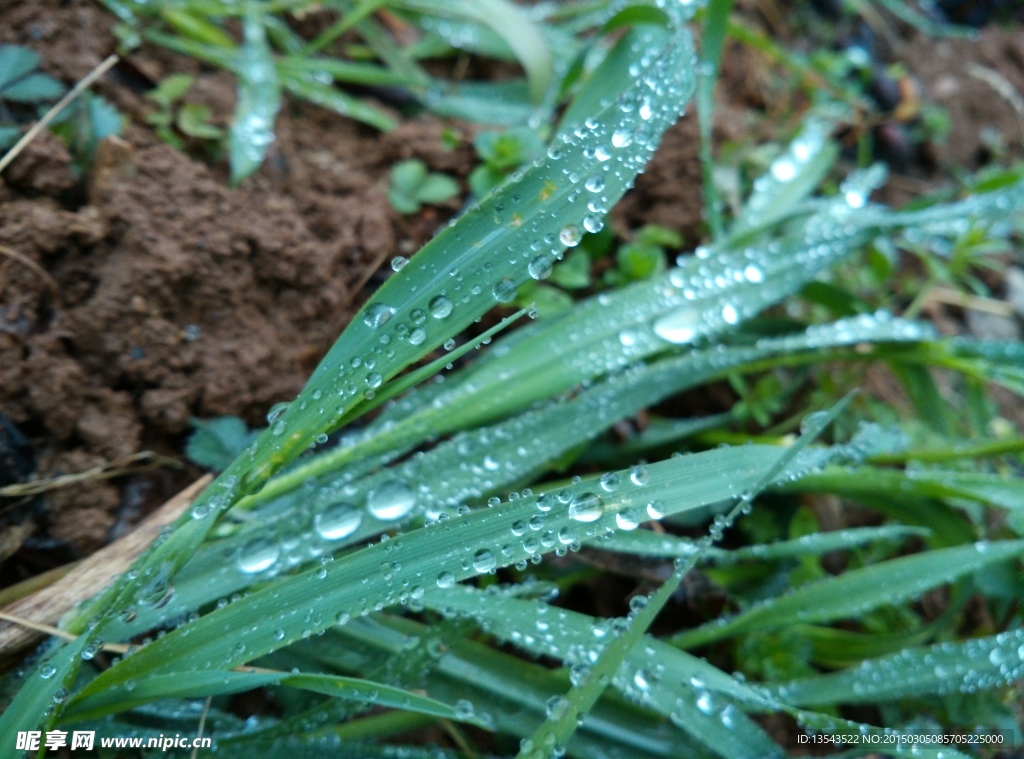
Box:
[229,8,282,184]
[670,540,1024,648]
[593,524,929,563]
[279,71,398,131]
[64,670,488,726]
[426,586,785,759]
[775,627,1024,706]
[731,116,839,235]
[696,0,733,237]
[0,636,89,735]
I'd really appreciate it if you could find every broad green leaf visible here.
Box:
[670,540,1024,648]
[0,44,41,91]
[1,71,66,102]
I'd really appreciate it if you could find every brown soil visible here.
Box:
[902,26,1024,170]
[0,0,475,560]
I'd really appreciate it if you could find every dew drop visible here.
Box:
[653,308,701,344]
[629,464,649,486]
[585,175,605,193]
[436,571,455,588]
[314,503,362,540]
[615,508,641,531]
[559,224,582,247]
[528,255,553,280]
[472,549,496,573]
[367,480,416,521]
[266,401,290,425]
[429,295,453,319]
[237,538,280,574]
[743,264,763,283]
[568,492,603,523]
[363,303,395,328]
[391,256,408,272]
[492,278,517,303]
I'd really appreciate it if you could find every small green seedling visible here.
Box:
[145,74,224,152]
[388,159,460,214]
[604,224,679,286]
[468,126,545,197]
[49,92,123,166]
[0,44,65,149]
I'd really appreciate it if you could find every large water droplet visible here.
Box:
[266,401,290,425]
[314,503,362,540]
[436,571,455,588]
[429,295,453,319]
[492,278,517,303]
[616,508,641,531]
[528,255,553,280]
[367,480,416,521]
[472,549,496,573]
[568,492,603,523]
[363,303,395,328]
[653,307,701,344]
[559,224,582,247]
[237,538,280,574]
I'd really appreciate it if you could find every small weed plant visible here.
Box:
[3,2,1024,758]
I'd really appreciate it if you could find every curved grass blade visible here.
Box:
[592,524,930,563]
[731,116,839,234]
[696,0,733,237]
[774,626,1024,707]
[450,0,554,103]
[229,7,281,185]
[669,540,1024,649]
[64,670,488,727]
[318,615,707,759]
